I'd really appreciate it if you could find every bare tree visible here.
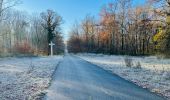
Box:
[0,0,21,21]
[67,22,82,53]
[81,15,96,52]
[117,0,132,54]
[30,14,48,54]
[41,9,63,55]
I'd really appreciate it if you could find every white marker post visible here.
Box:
[49,41,55,56]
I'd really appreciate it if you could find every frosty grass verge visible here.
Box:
[77,53,170,99]
[0,56,63,100]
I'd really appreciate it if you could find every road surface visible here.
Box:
[44,55,165,100]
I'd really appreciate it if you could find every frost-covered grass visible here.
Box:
[77,53,170,99]
[0,56,63,100]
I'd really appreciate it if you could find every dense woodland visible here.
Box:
[0,0,64,56]
[0,0,169,57]
[68,0,170,56]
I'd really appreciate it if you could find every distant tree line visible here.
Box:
[0,0,64,56]
[68,0,170,57]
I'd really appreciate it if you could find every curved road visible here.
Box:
[44,55,165,100]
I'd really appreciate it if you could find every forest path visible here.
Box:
[44,55,165,100]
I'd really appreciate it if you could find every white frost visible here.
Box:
[0,56,63,100]
[77,53,170,99]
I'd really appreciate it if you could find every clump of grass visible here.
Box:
[27,57,35,74]
[163,71,170,80]
[135,61,142,69]
[124,57,133,67]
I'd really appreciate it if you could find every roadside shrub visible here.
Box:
[14,41,32,55]
[163,71,170,80]
[135,61,142,69]
[124,57,133,67]
[27,59,35,74]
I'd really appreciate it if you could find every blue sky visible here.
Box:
[15,0,146,40]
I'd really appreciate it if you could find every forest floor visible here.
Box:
[0,56,63,100]
[77,53,170,99]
